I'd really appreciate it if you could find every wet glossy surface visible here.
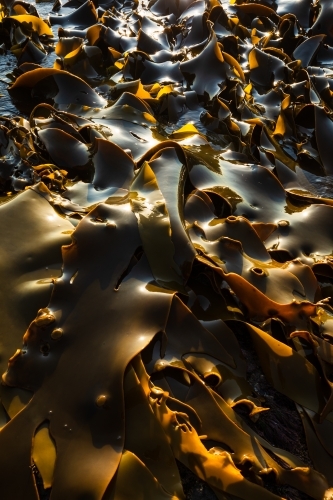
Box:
[1,0,333,499]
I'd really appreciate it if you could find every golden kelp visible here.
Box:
[0,0,333,499]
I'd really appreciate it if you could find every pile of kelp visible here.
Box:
[1,0,333,499]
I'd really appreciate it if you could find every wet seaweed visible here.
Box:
[0,0,333,499]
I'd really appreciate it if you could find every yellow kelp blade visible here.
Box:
[245,323,327,417]
[32,421,56,489]
[1,386,32,419]
[151,393,283,500]
[170,124,202,139]
[104,450,178,500]
[9,15,53,36]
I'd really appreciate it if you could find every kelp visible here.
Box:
[1,0,333,499]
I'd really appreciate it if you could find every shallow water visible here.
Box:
[0,51,18,115]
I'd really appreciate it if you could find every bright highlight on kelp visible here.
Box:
[0,0,333,499]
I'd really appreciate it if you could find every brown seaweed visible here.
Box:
[1,0,333,499]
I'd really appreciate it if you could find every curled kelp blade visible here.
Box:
[130,159,187,290]
[8,68,106,109]
[49,0,98,28]
[57,100,159,161]
[0,183,72,381]
[60,137,136,208]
